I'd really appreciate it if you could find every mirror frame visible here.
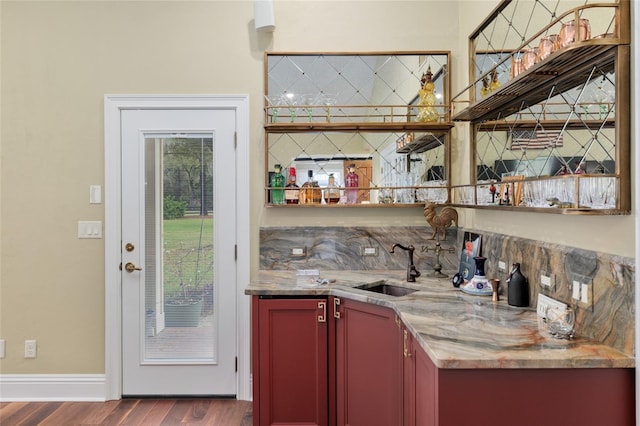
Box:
[263,51,454,208]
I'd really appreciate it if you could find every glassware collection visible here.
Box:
[269,157,448,206]
[265,93,339,124]
[487,18,594,95]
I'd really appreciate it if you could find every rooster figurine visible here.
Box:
[423,202,458,240]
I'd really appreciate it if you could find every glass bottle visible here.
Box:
[480,75,491,97]
[301,170,321,204]
[284,167,299,205]
[489,68,501,91]
[324,173,341,204]
[270,164,285,205]
[345,164,359,204]
[416,66,439,122]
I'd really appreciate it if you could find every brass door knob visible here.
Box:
[124,262,142,273]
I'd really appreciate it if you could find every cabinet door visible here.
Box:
[335,298,403,426]
[408,331,436,426]
[255,297,329,426]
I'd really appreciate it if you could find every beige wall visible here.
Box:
[0,0,634,375]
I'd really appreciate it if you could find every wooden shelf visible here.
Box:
[449,203,628,215]
[453,42,618,123]
[396,132,446,154]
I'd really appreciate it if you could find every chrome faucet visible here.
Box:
[390,243,421,282]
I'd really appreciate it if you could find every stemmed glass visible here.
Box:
[264,95,284,123]
[282,93,299,123]
[317,93,338,122]
[300,94,317,123]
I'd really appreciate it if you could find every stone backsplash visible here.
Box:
[259,226,635,355]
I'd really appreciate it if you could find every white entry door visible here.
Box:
[121,108,237,396]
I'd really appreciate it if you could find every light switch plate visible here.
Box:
[573,274,594,311]
[572,280,581,300]
[78,221,102,239]
[89,185,102,204]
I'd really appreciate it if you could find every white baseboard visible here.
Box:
[0,374,107,401]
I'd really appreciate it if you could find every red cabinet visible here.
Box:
[403,327,436,426]
[252,296,634,426]
[402,328,635,426]
[252,296,403,426]
[335,298,403,426]
[252,297,330,426]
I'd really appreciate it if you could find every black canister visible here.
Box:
[507,262,529,307]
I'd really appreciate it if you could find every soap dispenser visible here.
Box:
[507,263,529,307]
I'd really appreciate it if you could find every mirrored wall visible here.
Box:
[264,52,452,207]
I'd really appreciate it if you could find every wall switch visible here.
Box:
[498,261,507,272]
[78,221,102,239]
[24,340,37,358]
[573,274,594,310]
[362,247,378,256]
[89,185,102,204]
[572,280,581,300]
[581,283,591,305]
[0,339,5,358]
[290,247,306,257]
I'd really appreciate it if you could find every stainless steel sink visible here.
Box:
[355,282,418,297]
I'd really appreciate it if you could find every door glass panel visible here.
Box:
[143,135,215,363]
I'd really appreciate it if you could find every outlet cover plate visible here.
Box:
[361,247,379,256]
[290,247,306,257]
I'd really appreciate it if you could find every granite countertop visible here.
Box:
[246,270,635,369]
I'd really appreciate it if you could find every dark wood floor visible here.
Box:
[0,398,252,425]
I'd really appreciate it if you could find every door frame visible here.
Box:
[104,95,251,401]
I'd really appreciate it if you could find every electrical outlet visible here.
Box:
[498,261,507,272]
[24,340,37,358]
[540,273,555,291]
[361,247,378,256]
[0,339,5,358]
[536,294,567,319]
[290,247,306,257]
